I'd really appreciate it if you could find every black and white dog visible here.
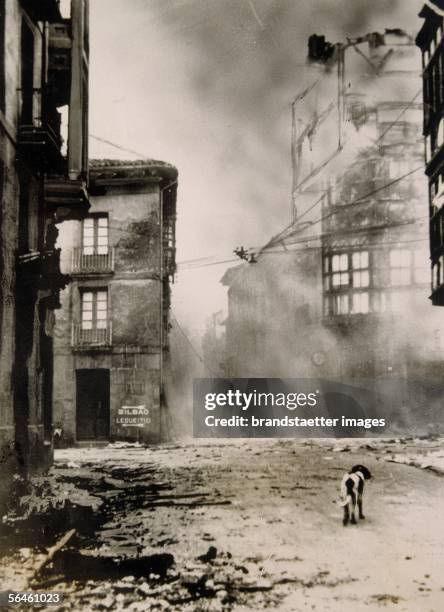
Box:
[340,465,372,526]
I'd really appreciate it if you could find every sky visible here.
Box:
[86,0,424,337]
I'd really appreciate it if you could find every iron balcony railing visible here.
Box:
[71,322,112,347]
[71,248,115,274]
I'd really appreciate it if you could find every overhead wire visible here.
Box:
[170,310,218,375]
[261,87,425,252]
[178,221,429,270]
[88,93,427,271]
[260,165,424,255]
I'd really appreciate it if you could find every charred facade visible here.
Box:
[0,0,90,508]
[416,0,444,305]
[222,30,444,429]
[53,159,177,445]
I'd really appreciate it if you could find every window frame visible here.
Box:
[81,214,109,256]
[80,288,109,331]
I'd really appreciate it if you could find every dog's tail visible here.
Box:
[339,495,352,507]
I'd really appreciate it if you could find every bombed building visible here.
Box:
[222,29,444,430]
[416,0,444,306]
[53,159,177,445]
[0,0,90,508]
[202,310,227,377]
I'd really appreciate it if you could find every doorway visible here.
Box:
[76,369,110,441]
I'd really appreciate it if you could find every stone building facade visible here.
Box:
[222,30,444,430]
[0,0,90,508]
[53,159,177,445]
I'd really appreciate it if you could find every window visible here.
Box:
[438,118,444,151]
[352,291,369,314]
[331,253,349,287]
[426,135,432,162]
[81,290,108,330]
[333,294,349,315]
[352,251,369,288]
[323,250,371,316]
[59,0,71,17]
[389,250,411,286]
[82,216,108,255]
[413,250,430,284]
[432,258,444,291]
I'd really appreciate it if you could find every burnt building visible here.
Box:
[416,1,444,305]
[222,30,444,428]
[201,310,226,377]
[53,159,177,445]
[0,0,90,507]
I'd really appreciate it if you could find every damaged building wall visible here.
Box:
[223,29,444,432]
[0,0,90,510]
[53,159,178,446]
[416,1,444,306]
[201,310,227,377]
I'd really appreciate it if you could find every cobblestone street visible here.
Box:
[1,438,444,611]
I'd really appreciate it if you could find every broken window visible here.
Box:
[352,251,369,288]
[331,253,349,287]
[352,291,369,314]
[389,249,411,286]
[333,293,349,315]
[82,216,109,255]
[81,290,108,331]
[324,250,376,316]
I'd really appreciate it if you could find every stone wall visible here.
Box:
[54,180,169,444]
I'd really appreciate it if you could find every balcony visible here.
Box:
[71,323,112,349]
[71,248,115,274]
[430,206,444,260]
[18,119,63,169]
[45,178,90,222]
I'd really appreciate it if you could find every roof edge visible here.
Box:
[89,158,178,185]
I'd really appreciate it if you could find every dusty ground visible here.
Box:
[1,438,444,611]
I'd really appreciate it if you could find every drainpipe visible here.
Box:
[159,179,177,441]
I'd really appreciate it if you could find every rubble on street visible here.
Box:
[1,438,444,611]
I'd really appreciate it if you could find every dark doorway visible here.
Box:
[13,277,37,473]
[76,369,110,441]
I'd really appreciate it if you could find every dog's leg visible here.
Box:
[357,479,365,519]
[343,504,349,526]
[350,492,357,524]
[358,494,365,519]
